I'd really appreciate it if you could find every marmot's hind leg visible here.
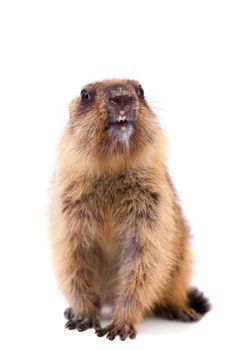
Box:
[154,244,211,322]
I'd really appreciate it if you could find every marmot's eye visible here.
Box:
[138,85,144,97]
[81,89,91,101]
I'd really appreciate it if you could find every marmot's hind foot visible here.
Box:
[156,288,211,322]
[156,306,202,322]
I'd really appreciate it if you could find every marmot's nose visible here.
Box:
[107,85,133,111]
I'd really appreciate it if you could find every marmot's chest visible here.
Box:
[62,172,159,232]
[89,172,157,208]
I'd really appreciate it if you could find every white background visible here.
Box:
[0,0,232,349]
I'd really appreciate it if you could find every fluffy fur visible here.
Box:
[49,79,211,340]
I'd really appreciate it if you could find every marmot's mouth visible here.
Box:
[104,114,135,144]
[108,119,134,128]
[107,114,135,130]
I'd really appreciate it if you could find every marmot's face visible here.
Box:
[69,80,156,164]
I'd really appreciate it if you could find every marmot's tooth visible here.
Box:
[118,115,126,122]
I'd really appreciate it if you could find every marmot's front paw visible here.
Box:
[64,307,75,321]
[64,308,101,332]
[95,322,136,340]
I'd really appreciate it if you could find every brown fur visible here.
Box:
[49,79,210,340]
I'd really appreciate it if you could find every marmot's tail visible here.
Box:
[188,288,211,315]
[155,288,211,322]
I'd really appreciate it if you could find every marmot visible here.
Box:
[49,79,211,340]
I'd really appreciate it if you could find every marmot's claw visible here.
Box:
[95,322,137,341]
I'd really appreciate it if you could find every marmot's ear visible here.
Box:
[68,96,80,118]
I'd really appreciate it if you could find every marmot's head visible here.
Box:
[68,79,163,170]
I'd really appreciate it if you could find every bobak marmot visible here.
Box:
[49,79,211,340]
